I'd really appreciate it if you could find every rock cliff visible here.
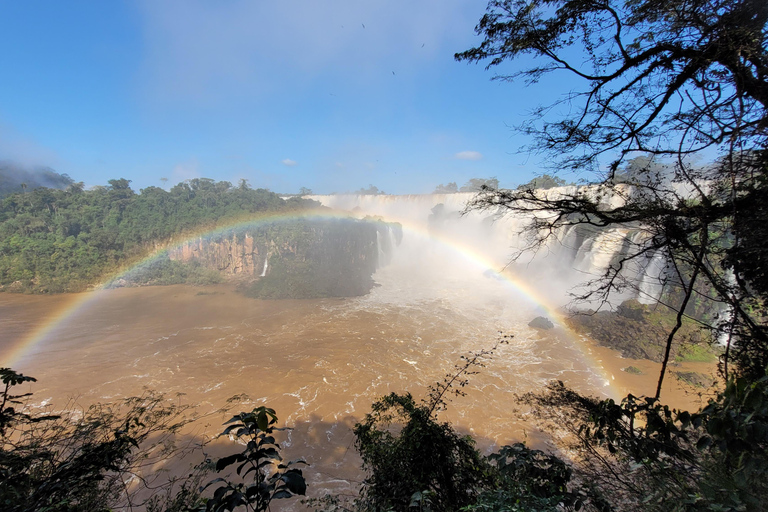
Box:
[166,217,399,298]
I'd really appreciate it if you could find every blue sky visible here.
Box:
[0,0,573,194]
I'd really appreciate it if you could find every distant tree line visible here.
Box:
[0,177,315,292]
[433,175,574,194]
[433,178,499,194]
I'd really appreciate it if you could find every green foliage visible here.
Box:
[726,179,768,298]
[433,182,459,194]
[241,218,379,299]
[353,392,493,512]
[0,177,313,293]
[459,178,499,193]
[202,407,306,512]
[0,368,208,512]
[517,174,567,191]
[0,368,46,437]
[675,344,717,364]
[693,375,768,509]
[352,343,512,512]
[118,259,224,288]
[354,185,385,195]
[350,341,610,512]
[523,378,768,511]
[1,368,312,512]
[470,443,607,512]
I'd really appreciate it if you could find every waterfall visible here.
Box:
[305,191,670,307]
[637,250,667,304]
[260,255,269,277]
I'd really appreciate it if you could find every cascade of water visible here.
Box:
[376,230,390,267]
[307,191,674,308]
[260,255,269,277]
[637,250,666,304]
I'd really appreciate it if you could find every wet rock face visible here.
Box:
[169,233,262,276]
[567,309,668,361]
[617,299,646,321]
[528,316,555,330]
[566,299,711,362]
[167,218,396,298]
[673,371,713,388]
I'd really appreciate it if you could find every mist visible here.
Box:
[0,161,74,198]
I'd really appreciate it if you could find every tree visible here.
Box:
[345,340,609,512]
[202,407,307,512]
[1,366,312,512]
[0,368,208,512]
[456,0,768,392]
[355,185,386,195]
[353,392,491,512]
[353,340,496,512]
[299,187,313,195]
[517,174,567,190]
[433,182,459,194]
[459,177,499,192]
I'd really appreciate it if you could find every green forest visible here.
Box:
[0,177,312,293]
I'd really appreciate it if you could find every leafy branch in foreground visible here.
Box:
[521,376,768,510]
[351,341,510,512]
[0,367,210,512]
[426,334,511,415]
[458,0,768,396]
[202,406,307,512]
[347,338,608,512]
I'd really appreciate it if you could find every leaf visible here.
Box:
[281,469,306,495]
[259,447,281,460]
[222,424,243,436]
[257,410,269,432]
[216,453,245,471]
[696,435,712,450]
[272,489,294,499]
[200,477,227,492]
[223,415,243,425]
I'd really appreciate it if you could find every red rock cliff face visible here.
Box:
[168,233,266,277]
[164,219,396,297]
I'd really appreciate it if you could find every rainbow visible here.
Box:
[1,208,618,396]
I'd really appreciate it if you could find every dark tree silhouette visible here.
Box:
[457,0,768,394]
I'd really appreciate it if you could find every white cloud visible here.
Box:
[454,150,483,161]
[281,158,297,167]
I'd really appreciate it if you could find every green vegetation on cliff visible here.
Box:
[240,218,380,299]
[0,177,313,292]
[567,299,717,363]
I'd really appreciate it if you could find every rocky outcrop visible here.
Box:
[528,316,555,330]
[166,218,398,298]
[169,233,264,277]
[566,299,711,362]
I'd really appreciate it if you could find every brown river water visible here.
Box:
[0,255,715,507]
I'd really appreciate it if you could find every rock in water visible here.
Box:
[528,316,554,330]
